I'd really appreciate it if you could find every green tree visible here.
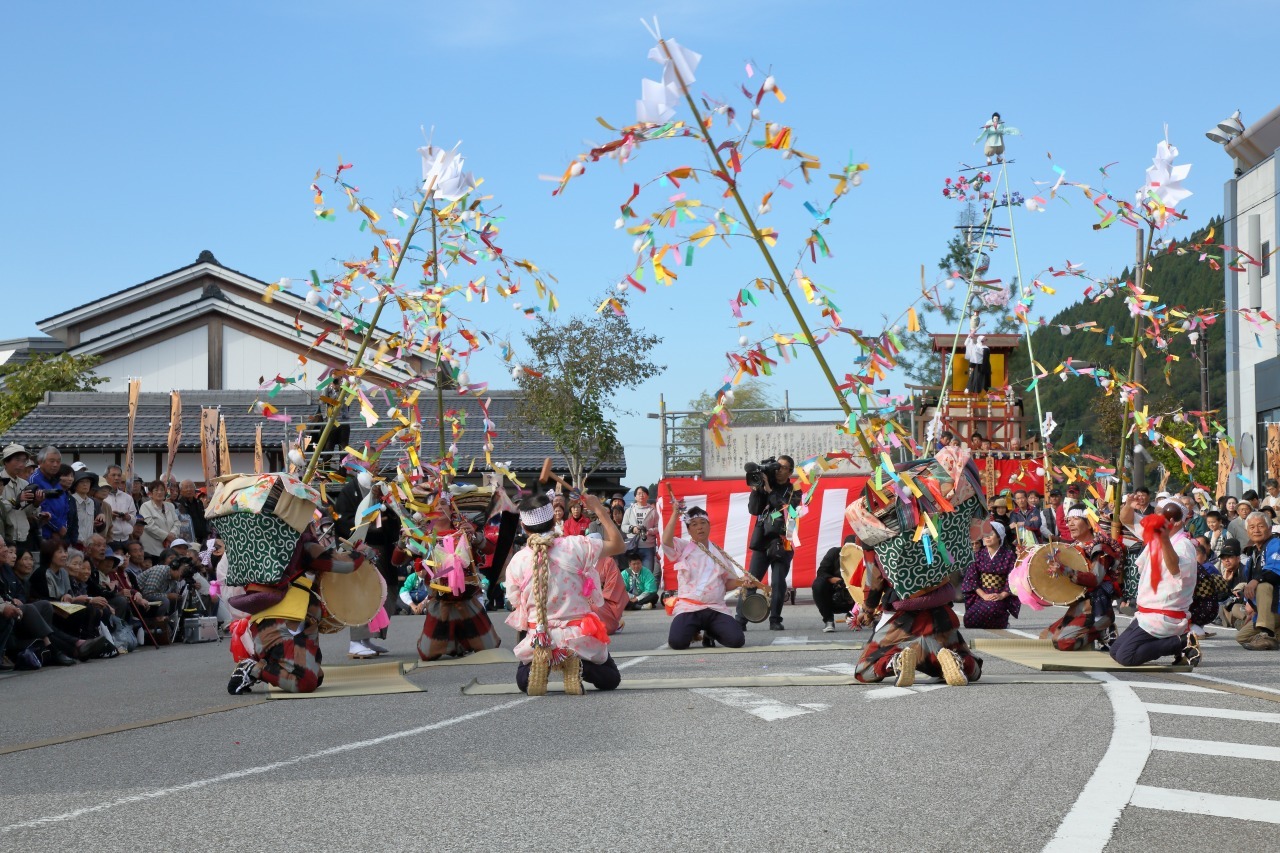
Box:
[0,353,107,433]
[667,378,793,473]
[897,203,1021,387]
[516,294,663,488]
[1029,218,1225,446]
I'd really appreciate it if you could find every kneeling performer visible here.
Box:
[854,555,982,687]
[504,492,624,695]
[662,503,767,650]
[1109,499,1201,668]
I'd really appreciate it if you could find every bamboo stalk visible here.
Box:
[302,198,429,482]
[658,39,874,459]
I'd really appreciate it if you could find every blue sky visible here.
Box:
[3,1,1276,486]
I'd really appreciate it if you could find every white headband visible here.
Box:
[1066,508,1089,520]
[520,503,556,527]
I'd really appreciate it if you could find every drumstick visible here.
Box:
[538,457,575,495]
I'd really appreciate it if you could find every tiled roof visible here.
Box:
[0,389,626,476]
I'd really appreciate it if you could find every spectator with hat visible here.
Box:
[1,444,43,559]
[68,469,105,547]
[175,480,207,544]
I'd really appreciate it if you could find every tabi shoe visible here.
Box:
[768,621,784,631]
[43,648,76,667]
[891,645,917,687]
[562,655,584,696]
[75,635,112,661]
[364,639,390,655]
[1242,632,1279,651]
[937,648,969,686]
[1178,633,1203,667]
[702,633,717,648]
[0,656,13,672]
[822,621,836,633]
[347,641,377,659]
[226,660,258,695]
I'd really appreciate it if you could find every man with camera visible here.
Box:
[743,455,801,631]
[29,446,70,546]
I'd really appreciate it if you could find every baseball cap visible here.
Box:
[171,538,190,549]
[1219,540,1242,558]
[1,444,28,462]
[71,461,88,472]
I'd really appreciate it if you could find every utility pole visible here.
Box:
[1131,229,1147,491]
[1200,326,1211,413]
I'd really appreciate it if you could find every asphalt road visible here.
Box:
[3,597,1280,853]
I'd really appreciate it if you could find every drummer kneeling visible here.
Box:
[663,506,766,650]
[1108,501,1202,668]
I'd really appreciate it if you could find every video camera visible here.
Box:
[744,457,782,490]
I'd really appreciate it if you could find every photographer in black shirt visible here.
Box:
[743,455,801,630]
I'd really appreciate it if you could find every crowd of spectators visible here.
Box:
[1,443,224,672]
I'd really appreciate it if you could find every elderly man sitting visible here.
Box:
[1237,511,1280,651]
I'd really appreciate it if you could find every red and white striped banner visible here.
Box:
[659,459,1042,590]
[657,476,866,590]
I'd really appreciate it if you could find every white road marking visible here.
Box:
[770,636,811,645]
[797,703,830,711]
[1129,786,1280,823]
[1144,702,1280,724]
[809,662,859,675]
[1,697,535,833]
[689,687,816,721]
[617,656,649,670]
[1005,628,1040,639]
[1187,673,1280,696]
[1153,736,1280,762]
[864,686,915,700]
[1042,672,1149,853]
[1118,681,1221,694]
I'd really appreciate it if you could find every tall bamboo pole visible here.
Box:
[658,40,874,459]
[302,199,429,482]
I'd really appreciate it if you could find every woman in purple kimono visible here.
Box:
[961,522,1021,629]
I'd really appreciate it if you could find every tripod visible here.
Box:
[171,580,215,644]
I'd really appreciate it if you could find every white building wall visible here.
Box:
[73,453,118,474]
[93,328,209,391]
[222,326,314,390]
[80,293,199,340]
[1228,156,1278,483]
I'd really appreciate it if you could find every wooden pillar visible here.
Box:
[207,317,224,390]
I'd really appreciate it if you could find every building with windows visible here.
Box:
[0,252,625,490]
[1221,105,1280,483]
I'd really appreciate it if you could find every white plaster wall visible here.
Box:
[93,328,209,391]
[222,326,314,390]
[73,453,118,475]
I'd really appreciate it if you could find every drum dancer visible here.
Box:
[662,503,768,649]
[960,521,1020,629]
[504,492,624,695]
[226,524,360,695]
[1042,509,1124,651]
[855,560,982,688]
[1108,500,1202,668]
[417,503,501,661]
